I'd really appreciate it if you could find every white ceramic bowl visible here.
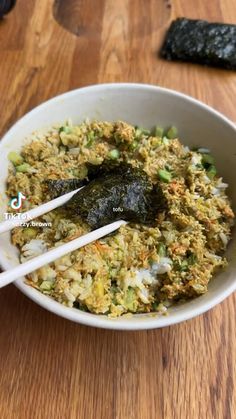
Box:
[0,83,236,330]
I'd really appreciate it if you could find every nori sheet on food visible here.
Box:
[86,159,122,179]
[160,18,236,70]
[64,165,166,229]
[45,160,121,199]
[45,178,86,199]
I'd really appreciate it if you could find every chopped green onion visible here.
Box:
[108,149,120,160]
[129,140,139,151]
[110,284,119,294]
[202,154,214,167]
[158,243,166,257]
[88,156,103,165]
[179,260,188,271]
[16,163,31,173]
[72,168,84,178]
[125,287,136,312]
[188,253,197,265]
[207,165,217,179]
[191,284,206,293]
[152,137,162,148]
[72,165,88,179]
[135,127,150,137]
[196,163,203,169]
[152,302,159,311]
[166,126,178,139]
[110,284,119,304]
[177,254,197,272]
[59,126,72,134]
[86,131,95,148]
[162,136,169,145]
[8,151,24,166]
[40,280,54,291]
[135,128,142,137]
[158,169,172,183]
[154,126,164,138]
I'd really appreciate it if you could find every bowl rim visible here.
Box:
[0,82,235,330]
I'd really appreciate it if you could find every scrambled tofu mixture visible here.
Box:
[6,120,234,317]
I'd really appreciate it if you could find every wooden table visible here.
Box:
[0,1,235,418]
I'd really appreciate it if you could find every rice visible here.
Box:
[6,120,234,317]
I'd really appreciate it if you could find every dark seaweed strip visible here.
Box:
[85,159,122,179]
[45,162,138,199]
[160,18,236,70]
[45,178,86,199]
[64,168,166,229]
[45,161,126,199]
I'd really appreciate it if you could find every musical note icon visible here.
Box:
[10,192,26,210]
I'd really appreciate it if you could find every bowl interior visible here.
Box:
[0,84,235,330]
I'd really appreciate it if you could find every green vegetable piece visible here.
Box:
[207,165,217,179]
[16,163,31,173]
[142,128,151,135]
[86,131,95,148]
[110,284,119,304]
[40,280,54,291]
[188,253,197,265]
[191,283,206,294]
[59,126,72,134]
[158,169,172,183]
[135,127,150,137]
[110,284,118,294]
[108,149,120,160]
[154,126,164,138]
[129,140,139,151]
[180,260,188,271]
[166,126,178,139]
[8,151,24,166]
[135,128,142,137]
[125,287,136,312]
[72,165,88,179]
[162,136,169,145]
[158,243,166,257]
[196,163,203,170]
[202,153,214,167]
[152,302,159,311]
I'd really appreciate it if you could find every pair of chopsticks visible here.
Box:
[0,188,126,288]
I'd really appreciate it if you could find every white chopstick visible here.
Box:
[0,186,84,234]
[0,219,127,288]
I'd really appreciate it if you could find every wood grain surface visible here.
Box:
[0,1,236,418]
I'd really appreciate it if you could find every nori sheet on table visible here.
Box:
[160,18,236,70]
